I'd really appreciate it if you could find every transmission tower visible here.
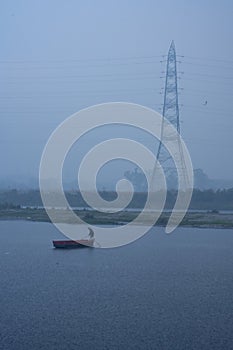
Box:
[162,41,180,131]
[125,41,190,192]
[152,40,186,189]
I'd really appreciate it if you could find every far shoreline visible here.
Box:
[0,208,232,229]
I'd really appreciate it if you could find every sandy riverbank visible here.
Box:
[0,208,233,229]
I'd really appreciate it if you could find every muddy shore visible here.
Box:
[1,208,233,229]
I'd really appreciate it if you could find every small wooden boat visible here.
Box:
[53,239,94,249]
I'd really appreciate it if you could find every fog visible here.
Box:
[1,0,233,188]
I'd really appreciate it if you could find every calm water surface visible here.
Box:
[0,221,233,350]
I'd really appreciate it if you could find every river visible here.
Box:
[0,221,233,349]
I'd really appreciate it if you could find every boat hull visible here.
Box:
[53,239,94,249]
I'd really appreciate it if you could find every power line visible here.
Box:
[184,72,233,80]
[181,105,233,115]
[178,55,233,65]
[2,71,233,84]
[0,55,164,64]
[181,60,233,70]
[181,76,233,85]
[1,71,161,80]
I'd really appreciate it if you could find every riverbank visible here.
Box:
[0,208,232,228]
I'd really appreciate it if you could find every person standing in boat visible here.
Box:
[87,227,101,247]
[88,227,94,239]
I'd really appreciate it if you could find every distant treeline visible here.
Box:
[0,188,233,210]
[0,202,21,210]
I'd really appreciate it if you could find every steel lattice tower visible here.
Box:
[125,41,190,192]
[162,41,180,128]
[152,41,185,189]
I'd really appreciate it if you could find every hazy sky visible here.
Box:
[1,0,233,187]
